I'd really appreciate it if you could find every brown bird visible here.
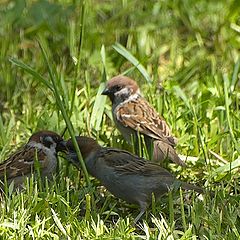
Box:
[65,136,202,223]
[0,130,66,188]
[101,75,185,166]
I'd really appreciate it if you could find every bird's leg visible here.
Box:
[133,204,147,224]
[133,209,145,225]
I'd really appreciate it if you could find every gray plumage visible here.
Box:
[66,136,202,223]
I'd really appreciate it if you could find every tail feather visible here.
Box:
[153,140,186,167]
[180,181,203,194]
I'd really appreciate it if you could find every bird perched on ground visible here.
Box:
[0,130,66,188]
[101,75,185,166]
[66,136,202,223]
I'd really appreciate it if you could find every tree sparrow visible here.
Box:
[65,136,202,223]
[101,75,186,166]
[0,130,66,188]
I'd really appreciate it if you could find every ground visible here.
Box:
[0,0,240,239]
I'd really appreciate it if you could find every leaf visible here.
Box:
[173,86,191,110]
[112,43,152,83]
[51,208,67,236]
[3,0,26,25]
[90,83,107,131]
[9,58,54,91]
[230,57,240,92]
[214,157,240,174]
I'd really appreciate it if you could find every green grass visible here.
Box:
[0,0,240,238]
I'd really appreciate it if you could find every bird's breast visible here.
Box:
[112,106,136,143]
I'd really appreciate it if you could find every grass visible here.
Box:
[0,0,240,238]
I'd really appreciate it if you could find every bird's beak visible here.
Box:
[101,87,110,95]
[56,140,67,152]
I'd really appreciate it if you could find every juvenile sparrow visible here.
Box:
[66,136,202,223]
[101,75,185,166]
[0,130,66,188]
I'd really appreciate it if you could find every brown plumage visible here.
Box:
[102,75,185,166]
[0,130,66,188]
[66,136,202,223]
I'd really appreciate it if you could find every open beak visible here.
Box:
[101,87,110,95]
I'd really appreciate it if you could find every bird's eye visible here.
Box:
[115,86,122,91]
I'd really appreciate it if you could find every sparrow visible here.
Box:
[65,136,203,223]
[0,130,66,188]
[101,75,186,166]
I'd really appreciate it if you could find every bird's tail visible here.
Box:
[180,181,203,194]
[153,140,186,167]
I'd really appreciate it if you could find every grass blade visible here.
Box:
[51,208,67,236]
[173,86,191,111]
[38,40,90,185]
[9,58,54,91]
[90,83,106,131]
[214,157,240,174]
[223,73,240,153]
[112,42,152,83]
[230,57,240,92]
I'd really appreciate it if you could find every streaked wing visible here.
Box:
[116,98,176,146]
[0,145,46,180]
[99,148,173,177]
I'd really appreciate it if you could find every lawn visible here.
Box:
[0,0,240,239]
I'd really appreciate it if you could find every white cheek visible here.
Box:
[115,87,130,97]
[50,143,57,151]
[28,142,57,154]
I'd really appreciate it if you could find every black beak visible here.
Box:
[56,140,67,152]
[101,87,111,95]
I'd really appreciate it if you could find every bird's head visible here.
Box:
[66,136,100,159]
[102,75,140,104]
[29,130,66,152]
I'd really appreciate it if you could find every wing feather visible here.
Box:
[99,148,173,178]
[0,145,46,180]
[116,98,176,146]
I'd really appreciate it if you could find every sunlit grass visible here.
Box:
[0,0,239,238]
